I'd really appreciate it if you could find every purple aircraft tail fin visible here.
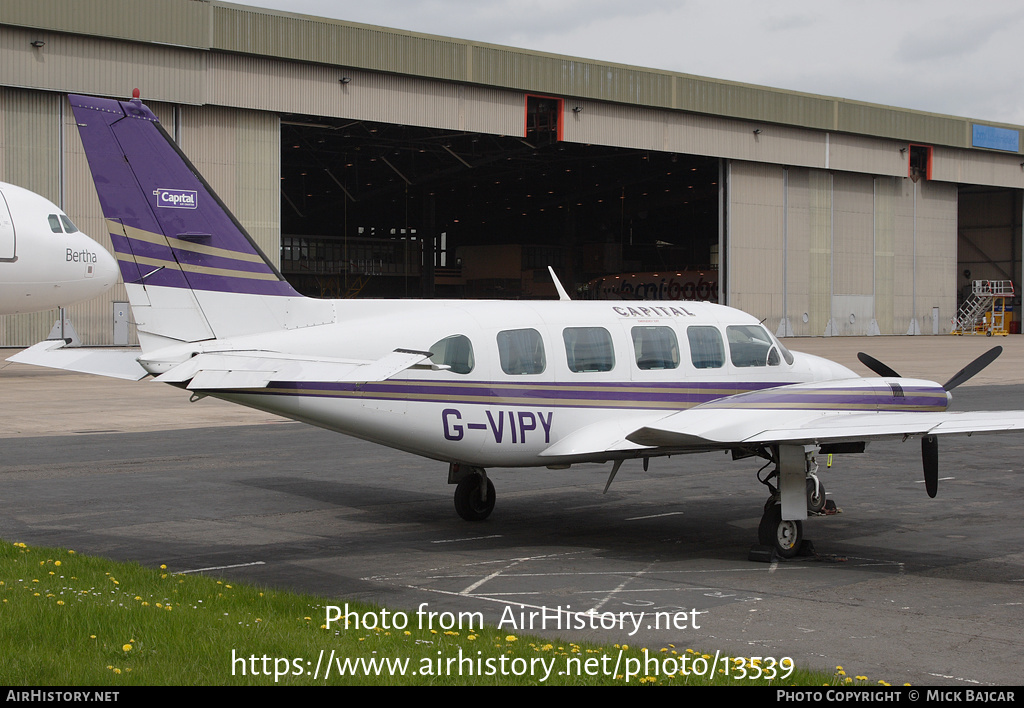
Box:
[69,94,298,300]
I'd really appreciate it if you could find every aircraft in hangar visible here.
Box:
[0,181,119,316]
[12,92,1024,559]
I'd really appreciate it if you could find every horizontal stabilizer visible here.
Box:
[157,348,435,390]
[7,340,149,381]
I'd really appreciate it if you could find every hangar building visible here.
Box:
[2,0,1023,345]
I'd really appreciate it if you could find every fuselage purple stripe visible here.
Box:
[218,380,948,413]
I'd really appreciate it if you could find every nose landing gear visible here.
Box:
[751,444,825,561]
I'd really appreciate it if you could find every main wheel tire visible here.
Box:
[758,504,803,559]
[454,476,495,521]
[806,478,826,514]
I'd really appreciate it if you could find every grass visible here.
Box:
[0,540,894,686]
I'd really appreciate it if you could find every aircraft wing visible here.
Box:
[625,407,1024,449]
[156,348,435,390]
[540,377,1024,458]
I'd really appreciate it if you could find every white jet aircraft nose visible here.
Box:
[92,237,120,288]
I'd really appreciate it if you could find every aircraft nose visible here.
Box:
[92,238,120,286]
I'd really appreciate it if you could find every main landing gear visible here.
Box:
[753,445,828,560]
[449,464,495,521]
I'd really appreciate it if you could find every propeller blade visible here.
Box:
[922,435,938,498]
[857,352,901,378]
[942,346,1002,391]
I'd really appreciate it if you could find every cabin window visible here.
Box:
[631,326,680,370]
[563,327,615,372]
[687,326,725,369]
[59,215,79,233]
[429,334,475,375]
[497,328,546,375]
[726,325,781,367]
[47,214,62,233]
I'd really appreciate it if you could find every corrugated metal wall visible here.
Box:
[0,25,207,106]
[0,0,211,50]
[5,0,1023,152]
[208,53,524,136]
[728,161,957,336]
[723,161,785,325]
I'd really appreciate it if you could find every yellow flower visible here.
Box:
[505,635,518,642]
[54,561,61,567]
[122,644,132,652]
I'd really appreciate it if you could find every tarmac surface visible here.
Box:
[2,335,1023,686]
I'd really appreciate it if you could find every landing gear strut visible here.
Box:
[450,464,495,521]
[753,444,822,560]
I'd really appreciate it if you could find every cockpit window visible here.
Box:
[59,215,79,233]
[428,334,475,375]
[726,325,781,367]
[768,330,795,365]
[47,214,62,233]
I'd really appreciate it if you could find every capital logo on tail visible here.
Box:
[154,188,197,209]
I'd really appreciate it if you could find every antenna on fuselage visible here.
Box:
[548,266,571,301]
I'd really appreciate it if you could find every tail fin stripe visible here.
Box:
[121,253,282,282]
[113,221,268,264]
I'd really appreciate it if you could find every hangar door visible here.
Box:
[725,160,958,336]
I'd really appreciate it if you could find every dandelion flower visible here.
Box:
[122,644,132,652]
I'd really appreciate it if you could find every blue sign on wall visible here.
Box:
[972,124,1020,152]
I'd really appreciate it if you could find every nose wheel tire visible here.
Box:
[454,475,495,521]
[758,504,803,559]
[806,478,826,514]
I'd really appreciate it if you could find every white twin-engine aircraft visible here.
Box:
[0,181,118,315]
[13,93,1024,559]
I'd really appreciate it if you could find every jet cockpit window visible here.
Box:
[428,334,475,375]
[686,326,725,369]
[563,327,615,372]
[726,325,781,367]
[631,326,680,370]
[59,215,79,233]
[47,214,62,233]
[497,328,546,375]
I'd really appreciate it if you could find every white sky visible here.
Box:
[234,0,1024,125]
